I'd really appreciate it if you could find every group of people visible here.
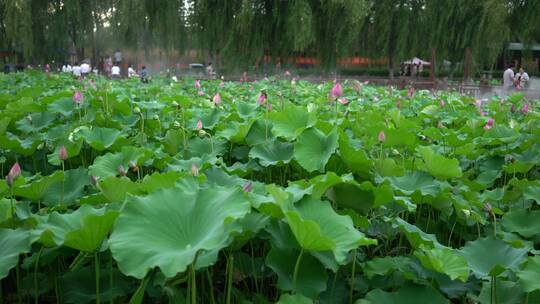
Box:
[503,64,530,90]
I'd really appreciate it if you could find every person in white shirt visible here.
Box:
[128,65,138,78]
[80,62,91,76]
[503,64,515,89]
[72,63,82,78]
[111,65,120,79]
[515,68,530,88]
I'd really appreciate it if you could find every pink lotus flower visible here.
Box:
[258,93,266,105]
[487,118,494,126]
[213,93,221,105]
[72,90,83,104]
[439,100,445,107]
[59,146,68,161]
[479,110,485,116]
[194,80,201,89]
[284,70,291,77]
[198,90,204,96]
[521,104,529,115]
[407,87,415,98]
[378,130,386,142]
[483,124,492,130]
[196,119,203,130]
[6,162,21,187]
[338,98,349,105]
[331,82,343,99]
[243,182,252,193]
[191,163,199,176]
[354,82,362,93]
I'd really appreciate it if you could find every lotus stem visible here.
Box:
[205,269,216,304]
[10,187,14,220]
[95,252,100,304]
[349,249,357,304]
[16,262,21,304]
[292,248,304,293]
[34,246,43,304]
[190,265,196,304]
[109,254,114,304]
[226,252,234,304]
[250,241,259,294]
[61,161,65,206]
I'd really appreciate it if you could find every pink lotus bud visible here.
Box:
[194,80,201,89]
[487,118,494,126]
[338,98,349,105]
[439,100,445,107]
[243,182,252,193]
[484,202,493,215]
[284,70,291,77]
[258,93,266,105]
[6,162,21,187]
[354,82,362,93]
[72,90,83,104]
[521,104,529,115]
[378,130,386,142]
[220,81,224,88]
[331,83,343,99]
[479,110,485,116]
[483,124,492,130]
[191,163,199,176]
[90,175,98,186]
[213,93,221,105]
[198,90,204,96]
[59,145,68,161]
[196,119,203,130]
[118,165,126,176]
[475,99,482,108]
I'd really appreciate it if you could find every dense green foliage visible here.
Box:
[0,71,539,303]
[1,0,539,70]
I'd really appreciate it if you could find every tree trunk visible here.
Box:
[430,47,436,86]
[463,47,471,83]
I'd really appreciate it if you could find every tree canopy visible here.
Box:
[0,0,538,71]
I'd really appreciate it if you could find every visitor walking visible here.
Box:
[206,62,216,78]
[503,64,515,90]
[81,61,91,77]
[128,65,138,78]
[140,66,149,83]
[104,55,112,77]
[515,67,530,88]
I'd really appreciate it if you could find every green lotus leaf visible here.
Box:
[47,97,76,117]
[32,205,116,251]
[524,185,540,204]
[236,102,259,120]
[89,146,152,179]
[417,146,462,179]
[363,256,412,279]
[246,119,274,146]
[361,284,449,304]
[329,182,376,214]
[374,158,405,177]
[269,105,316,140]
[75,126,125,151]
[392,217,442,249]
[276,293,313,304]
[286,196,376,264]
[266,246,327,299]
[42,168,90,207]
[249,140,294,166]
[0,228,32,279]
[98,176,144,203]
[516,256,540,292]
[13,171,64,201]
[188,107,223,129]
[109,184,250,279]
[338,132,372,177]
[502,209,540,238]
[140,171,187,193]
[460,236,528,278]
[162,129,186,156]
[415,247,469,282]
[16,112,56,133]
[0,133,41,156]
[187,136,227,157]
[294,127,338,172]
[383,171,439,196]
[476,280,524,304]
[215,120,253,143]
[0,117,10,134]
[167,154,219,173]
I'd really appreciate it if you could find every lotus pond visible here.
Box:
[0,71,539,304]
